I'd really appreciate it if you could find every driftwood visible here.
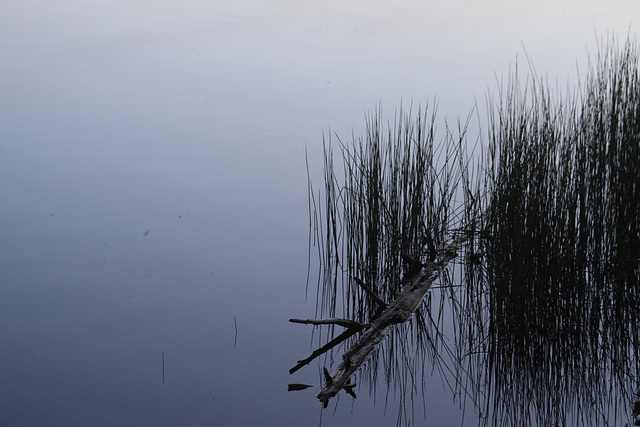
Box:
[304,236,464,407]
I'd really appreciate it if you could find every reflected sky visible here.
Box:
[0,1,638,425]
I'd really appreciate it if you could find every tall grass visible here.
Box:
[308,104,470,413]
[305,37,640,426]
[462,37,640,425]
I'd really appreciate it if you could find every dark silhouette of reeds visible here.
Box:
[301,37,640,426]
[464,37,640,426]
[306,104,477,421]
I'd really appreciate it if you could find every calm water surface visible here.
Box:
[1,1,638,425]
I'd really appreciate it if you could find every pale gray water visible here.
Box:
[1,1,638,425]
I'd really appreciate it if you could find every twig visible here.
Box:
[288,383,314,391]
[352,277,387,309]
[289,328,360,374]
[234,315,238,348]
[289,318,368,329]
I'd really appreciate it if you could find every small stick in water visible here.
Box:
[162,351,165,384]
[234,316,238,347]
[288,383,313,391]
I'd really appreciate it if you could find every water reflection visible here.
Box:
[292,39,640,426]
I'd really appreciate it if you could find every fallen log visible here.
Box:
[315,236,463,406]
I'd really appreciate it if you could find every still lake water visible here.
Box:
[1,1,638,425]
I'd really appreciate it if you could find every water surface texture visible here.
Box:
[1,1,638,425]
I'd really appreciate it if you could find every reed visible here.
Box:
[303,36,640,426]
[307,104,473,420]
[462,36,640,426]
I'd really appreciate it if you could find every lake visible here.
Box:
[1,1,638,425]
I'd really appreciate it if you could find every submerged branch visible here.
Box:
[289,318,368,329]
[289,327,361,374]
[316,236,462,406]
[352,277,387,309]
[288,383,314,391]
